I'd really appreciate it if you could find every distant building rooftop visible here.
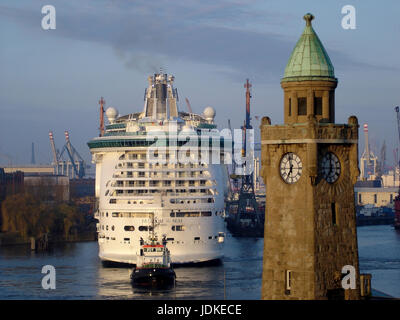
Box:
[355,180,382,188]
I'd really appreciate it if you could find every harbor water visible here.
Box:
[0,225,399,299]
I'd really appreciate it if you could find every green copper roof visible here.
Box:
[282,13,337,82]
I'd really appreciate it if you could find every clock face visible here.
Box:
[280,152,303,184]
[320,152,341,183]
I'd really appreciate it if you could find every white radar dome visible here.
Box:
[106,107,118,123]
[203,106,216,122]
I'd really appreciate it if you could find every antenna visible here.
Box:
[99,97,105,137]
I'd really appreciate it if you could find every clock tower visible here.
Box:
[260,13,360,300]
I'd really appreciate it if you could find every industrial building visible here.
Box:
[355,186,398,208]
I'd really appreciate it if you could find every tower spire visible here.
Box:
[303,13,314,26]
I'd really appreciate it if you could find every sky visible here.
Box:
[0,0,399,170]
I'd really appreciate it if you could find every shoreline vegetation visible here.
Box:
[0,193,96,247]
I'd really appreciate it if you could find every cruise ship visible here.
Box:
[88,72,230,265]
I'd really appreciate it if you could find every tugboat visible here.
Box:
[130,235,176,288]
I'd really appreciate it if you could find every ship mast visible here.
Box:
[99,97,105,137]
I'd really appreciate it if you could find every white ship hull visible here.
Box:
[94,155,227,265]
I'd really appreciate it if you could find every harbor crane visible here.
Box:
[393,106,400,229]
[48,131,87,179]
[225,79,264,237]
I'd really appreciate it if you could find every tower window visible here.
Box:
[331,203,337,226]
[314,97,322,115]
[288,98,292,116]
[358,194,362,204]
[298,98,307,115]
[285,270,292,294]
[390,194,393,203]
[374,194,377,204]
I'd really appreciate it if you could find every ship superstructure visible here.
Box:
[88,73,230,264]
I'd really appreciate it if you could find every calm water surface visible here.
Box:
[0,225,399,299]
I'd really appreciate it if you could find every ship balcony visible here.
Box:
[111,177,213,185]
[114,164,208,172]
[112,173,212,180]
[110,185,216,192]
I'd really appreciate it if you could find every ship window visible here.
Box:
[112,212,119,217]
[208,236,212,239]
[106,225,109,231]
[390,194,393,203]
[298,97,307,115]
[124,226,135,231]
[111,226,115,231]
[194,237,200,241]
[139,226,153,232]
[170,212,175,217]
[111,237,115,240]
[285,270,292,294]
[124,238,130,241]
[358,193,362,204]
[201,211,212,217]
[167,237,174,241]
[110,199,116,204]
[106,212,109,217]
[172,225,185,231]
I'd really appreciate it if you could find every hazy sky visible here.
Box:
[0,0,399,169]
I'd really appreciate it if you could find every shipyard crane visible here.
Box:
[360,124,377,179]
[49,131,87,179]
[49,131,60,174]
[395,107,400,165]
[64,131,85,179]
[185,97,193,114]
[227,119,239,194]
[225,79,264,237]
[393,106,400,229]
[377,141,386,178]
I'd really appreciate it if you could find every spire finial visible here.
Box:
[303,13,314,26]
